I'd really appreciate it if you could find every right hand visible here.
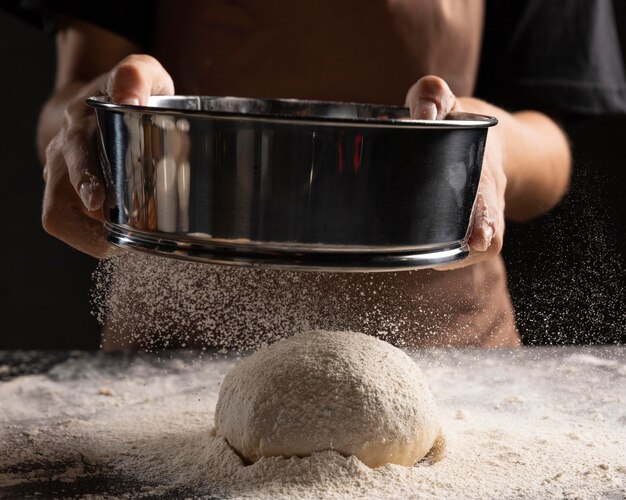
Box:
[42,54,174,258]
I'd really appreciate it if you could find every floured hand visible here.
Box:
[405,76,506,270]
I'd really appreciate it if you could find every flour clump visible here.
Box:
[214,330,441,468]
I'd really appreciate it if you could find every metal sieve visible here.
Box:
[87,96,497,271]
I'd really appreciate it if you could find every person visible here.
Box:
[4,0,624,349]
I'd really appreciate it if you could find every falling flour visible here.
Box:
[1,346,625,498]
[91,252,351,351]
[90,252,511,352]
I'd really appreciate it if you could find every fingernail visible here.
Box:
[415,99,438,120]
[118,96,141,106]
[79,181,101,211]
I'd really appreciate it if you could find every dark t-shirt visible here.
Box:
[3,0,626,116]
[475,0,626,115]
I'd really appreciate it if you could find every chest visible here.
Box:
[152,0,425,103]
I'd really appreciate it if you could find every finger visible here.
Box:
[468,192,489,252]
[57,110,106,212]
[468,145,506,256]
[48,127,110,224]
[434,177,503,271]
[46,133,106,225]
[405,75,456,120]
[51,75,110,211]
[105,54,175,105]
[42,151,119,259]
[468,168,504,256]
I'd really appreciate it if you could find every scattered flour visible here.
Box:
[1,346,625,498]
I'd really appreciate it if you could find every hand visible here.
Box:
[405,75,506,269]
[42,55,175,258]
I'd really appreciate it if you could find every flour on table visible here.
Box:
[1,346,625,498]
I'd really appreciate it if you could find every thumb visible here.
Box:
[405,75,456,120]
[105,54,175,105]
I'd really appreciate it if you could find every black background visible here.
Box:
[0,4,624,349]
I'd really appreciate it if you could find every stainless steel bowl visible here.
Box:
[87,96,497,271]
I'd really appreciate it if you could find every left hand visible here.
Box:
[405,75,506,269]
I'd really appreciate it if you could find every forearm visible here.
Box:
[37,18,139,164]
[457,97,571,221]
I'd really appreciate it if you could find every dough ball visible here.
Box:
[215,330,440,468]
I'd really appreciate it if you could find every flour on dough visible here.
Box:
[215,330,441,467]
